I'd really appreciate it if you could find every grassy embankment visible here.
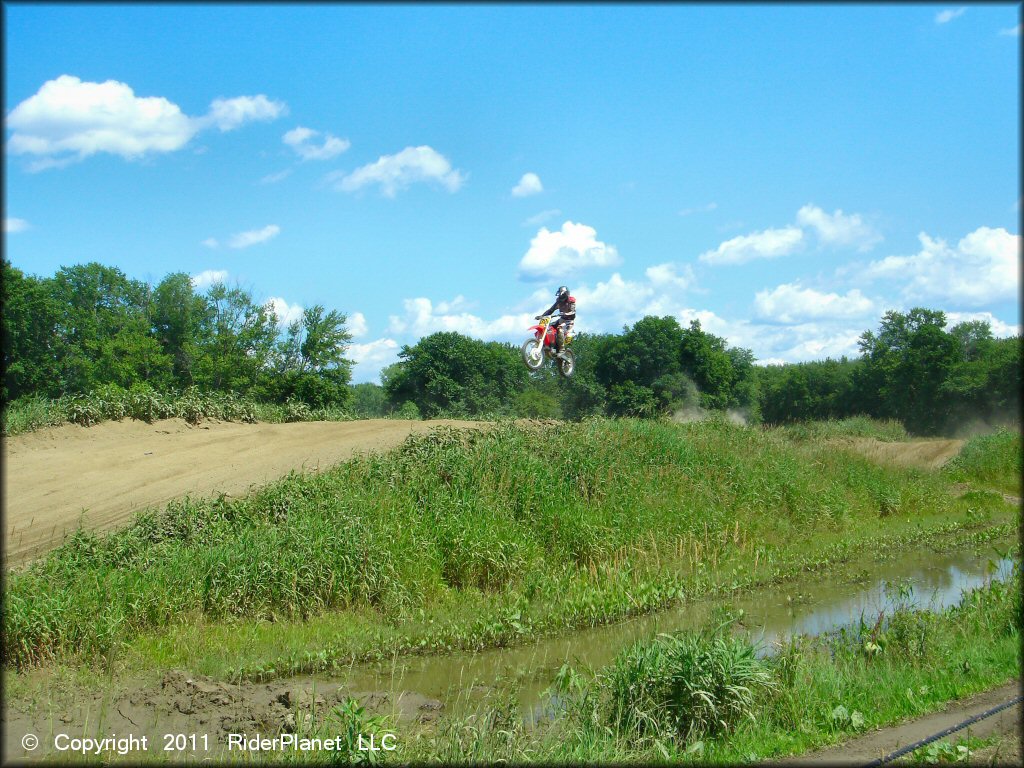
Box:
[4,418,1018,681]
[387,569,1021,764]
[943,427,1023,498]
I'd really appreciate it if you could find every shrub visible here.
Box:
[601,625,775,747]
[394,401,420,420]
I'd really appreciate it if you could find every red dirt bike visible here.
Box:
[521,316,576,377]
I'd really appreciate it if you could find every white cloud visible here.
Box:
[283,126,350,161]
[518,221,621,279]
[349,338,401,384]
[796,204,882,251]
[228,224,281,249]
[387,297,533,340]
[645,262,696,290]
[944,311,1020,338]
[754,284,876,324]
[335,146,465,197]
[5,75,287,170]
[190,269,229,290]
[4,217,30,233]
[348,311,368,338]
[935,7,967,24]
[698,226,804,266]
[999,24,1022,36]
[201,237,220,249]
[267,297,304,327]
[260,169,292,185]
[771,330,864,362]
[671,309,867,365]
[202,95,287,132]
[860,227,1019,307]
[679,202,717,217]
[435,295,475,314]
[570,273,656,329]
[6,75,196,167]
[522,209,561,228]
[512,172,543,197]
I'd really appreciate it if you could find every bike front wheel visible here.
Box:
[521,338,544,370]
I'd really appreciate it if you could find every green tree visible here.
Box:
[981,336,1022,424]
[595,317,687,416]
[193,283,278,394]
[941,323,1021,426]
[856,308,959,434]
[152,272,211,387]
[607,380,659,417]
[558,332,610,420]
[758,358,859,424]
[48,263,172,393]
[679,320,736,410]
[349,382,388,418]
[587,317,754,418]
[384,332,527,418]
[271,305,354,407]
[2,261,62,401]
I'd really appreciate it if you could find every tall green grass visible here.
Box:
[943,428,1022,497]
[5,417,986,670]
[773,416,910,442]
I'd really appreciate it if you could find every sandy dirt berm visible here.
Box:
[3,418,484,567]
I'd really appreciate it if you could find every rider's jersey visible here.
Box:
[542,294,576,320]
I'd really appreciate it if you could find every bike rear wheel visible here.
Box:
[557,349,576,378]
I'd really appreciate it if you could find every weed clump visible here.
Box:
[601,623,775,749]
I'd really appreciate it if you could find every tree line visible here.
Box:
[759,308,1020,434]
[2,260,352,408]
[3,260,1019,435]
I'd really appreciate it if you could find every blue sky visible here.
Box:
[4,3,1020,383]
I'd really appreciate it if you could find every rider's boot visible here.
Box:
[555,330,567,360]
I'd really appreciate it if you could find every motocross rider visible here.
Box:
[536,285,576,360]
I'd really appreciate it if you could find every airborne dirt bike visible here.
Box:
[521,316,576,377]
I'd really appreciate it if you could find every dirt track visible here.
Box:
[842,437,965,470]
[783,680,1021,764]
[2,418,483,567]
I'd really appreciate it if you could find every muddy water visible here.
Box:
[341,540,1017,717]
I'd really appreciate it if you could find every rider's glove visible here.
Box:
[535,315,542,320]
